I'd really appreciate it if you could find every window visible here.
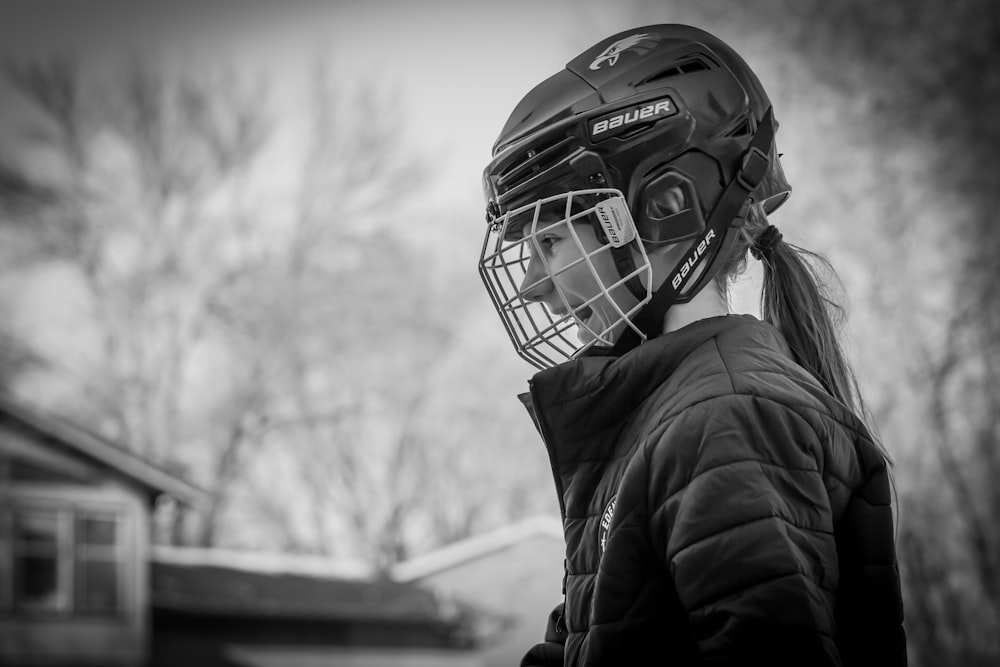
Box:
[14,510,65,613]
[74,514,120,614]
[0,504,127,617]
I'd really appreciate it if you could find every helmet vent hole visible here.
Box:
[497,135,576,193]
[618,123,657,140]
[640,57,712,86]
[725,118,753,138]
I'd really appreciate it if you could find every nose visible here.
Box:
[519,251,553,303]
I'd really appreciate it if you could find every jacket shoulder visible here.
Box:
[637,344,877,522]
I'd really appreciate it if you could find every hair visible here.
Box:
[717,202,890,463]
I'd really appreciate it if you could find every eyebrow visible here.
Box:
[507,210,567,241]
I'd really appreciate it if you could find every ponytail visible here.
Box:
[720,203,872,428]
[759,236,862,413]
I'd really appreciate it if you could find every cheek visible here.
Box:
[549,247,600,293]
[555,247,626,299]
[580,246,626,293]
[593,249,624,282]
[591,249,642,311]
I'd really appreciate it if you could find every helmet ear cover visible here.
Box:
[634,150,724,246]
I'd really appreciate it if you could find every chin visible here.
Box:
[577,319,617,347]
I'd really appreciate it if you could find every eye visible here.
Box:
[537,235,559,251]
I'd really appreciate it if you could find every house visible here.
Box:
[393,515,566,667]
[0,392,211,667]
[0,394,489,666]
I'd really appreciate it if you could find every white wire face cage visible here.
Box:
[479,189,653,370]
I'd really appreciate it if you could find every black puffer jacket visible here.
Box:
[520,315,906,666]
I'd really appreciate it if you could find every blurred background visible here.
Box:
[0,1,997,666]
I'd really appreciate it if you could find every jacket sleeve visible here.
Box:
[647,396,843,666]
[520,602,566,666]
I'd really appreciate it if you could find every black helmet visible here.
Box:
[480,24,788,368]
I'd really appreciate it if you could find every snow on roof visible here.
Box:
[392,515,563,583]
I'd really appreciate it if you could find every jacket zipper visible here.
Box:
[527,378,567,524]
[527,380,570,606]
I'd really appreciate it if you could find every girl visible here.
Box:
[478,24,906,667]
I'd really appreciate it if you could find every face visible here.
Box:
[479,189,653,368]
[517,214,642,347]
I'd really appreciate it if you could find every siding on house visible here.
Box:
[0,394,208,667]
[0,479,150,666]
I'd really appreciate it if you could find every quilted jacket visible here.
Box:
[520,314,906,666]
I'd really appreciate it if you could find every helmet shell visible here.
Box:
[484,24,790,239]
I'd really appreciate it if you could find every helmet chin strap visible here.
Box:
[601,107,777,358]
[611,245,650,300]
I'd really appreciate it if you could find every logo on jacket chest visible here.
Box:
[598,494,617,555]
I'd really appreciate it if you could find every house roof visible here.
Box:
[151,550,458,623]
[0,392,210,508]
[392,515,564,583]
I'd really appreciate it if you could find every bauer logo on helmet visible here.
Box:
[590,97,677,140]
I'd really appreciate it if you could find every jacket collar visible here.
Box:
[523,315,784,456]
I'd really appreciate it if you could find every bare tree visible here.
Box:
[2,33,573,567]
[1,51,281,546]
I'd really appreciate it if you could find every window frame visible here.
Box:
[0,500,129,619]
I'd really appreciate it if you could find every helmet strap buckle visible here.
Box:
[737,146,769,191]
